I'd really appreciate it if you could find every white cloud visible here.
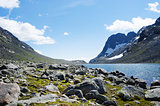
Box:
[0,0,20,9]
[35,50,42,54]
[38,13,42,17]
[0,17,55,45]
[147,2,160,13]
[105,17,155,33]
[64,32,70,36]
[65,0,94,8]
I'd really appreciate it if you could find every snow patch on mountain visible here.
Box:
[105,43,126,56]
[107,53,123,60]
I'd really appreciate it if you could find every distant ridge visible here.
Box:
[0,27,71,64]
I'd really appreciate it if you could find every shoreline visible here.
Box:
[0,62,159,105]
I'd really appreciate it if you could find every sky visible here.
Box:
[0,0,159,62]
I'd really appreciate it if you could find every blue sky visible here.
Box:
[0,0,159,62]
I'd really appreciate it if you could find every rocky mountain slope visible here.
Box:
[90,32,137,63]
[90,17,160,63]
[0,27,70,64]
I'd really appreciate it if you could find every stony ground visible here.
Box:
[0,61,159,106]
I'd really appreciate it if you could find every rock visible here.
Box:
[55,73,65,80]
[74,78,81,84]
[102,100,118,106]
[0,83,20,105]
[36,63,45,68]
[108,76,124,85]
[3,78,11,83]
[85,90,99,100]
[92,77,106,94]
[134,100,140,104]
[145,88,160,101]
[75,70,86,75]
[0,63,18,70]
[65,89,83,98]
[96,68,108,76]
[63,77,106,98]
[96,94,109,104]
[49,64,67,70]
[125,78,135,85]
[135,78,147,89]
[20,87,30,93]
[124,103,131,106]
[151,80,160,88]
[17,94,58,105]
[116,85,145,101]
[43,83,60,94]
[76,77,106,95]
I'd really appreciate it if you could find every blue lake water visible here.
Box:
[83,64,160,85]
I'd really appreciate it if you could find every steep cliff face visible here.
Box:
[90,17,160,63]
[90,32,137,63]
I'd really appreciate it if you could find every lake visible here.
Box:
[83,64,160,85]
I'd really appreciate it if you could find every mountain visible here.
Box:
[90,17,160,63]
[0,27,71,64]
[89,32,137,63]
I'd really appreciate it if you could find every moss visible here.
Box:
[26,75,50,93]
[18,95,33,100]
[116,98,154,106]
[56,81,72,93]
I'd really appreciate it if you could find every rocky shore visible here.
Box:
[0,61,159,106]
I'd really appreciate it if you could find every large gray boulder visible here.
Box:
[0,83,20,105]
[145,88,160,101]
[43,83,60,94]
[151,80,160,89]
[0,63,18,70]
[65,89,83,98]
[117,85,145,101]
[63,77,106,98]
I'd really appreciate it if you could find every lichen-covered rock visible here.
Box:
[116,85,145,101]
[145,88,160,101]
[43,83,60,94]
[0,82,20,105]
[65,89,83,98]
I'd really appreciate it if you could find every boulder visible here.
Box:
[65,89,83,98]
[135,78,147,89]
[96,94,109,104]
[102,100,118,106]
[36,63,45,68]
[43,83,60,94]
[108,76,124,85]
[55,73,65,80]
[0,83,20,105]
[74,79,99,96]
[92,77,106,94]
[117,85,145,101]
[0,63,18,70]
[63,77,106,98]
[20,87,30,93]
[74,78,81,84]
[125,78,135,85]
[96,68,108,76]
[49,64,67,70]
[151,80,160,88]
[145,88,160,101]
[75,70,86,75]
[85,90,99,100]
